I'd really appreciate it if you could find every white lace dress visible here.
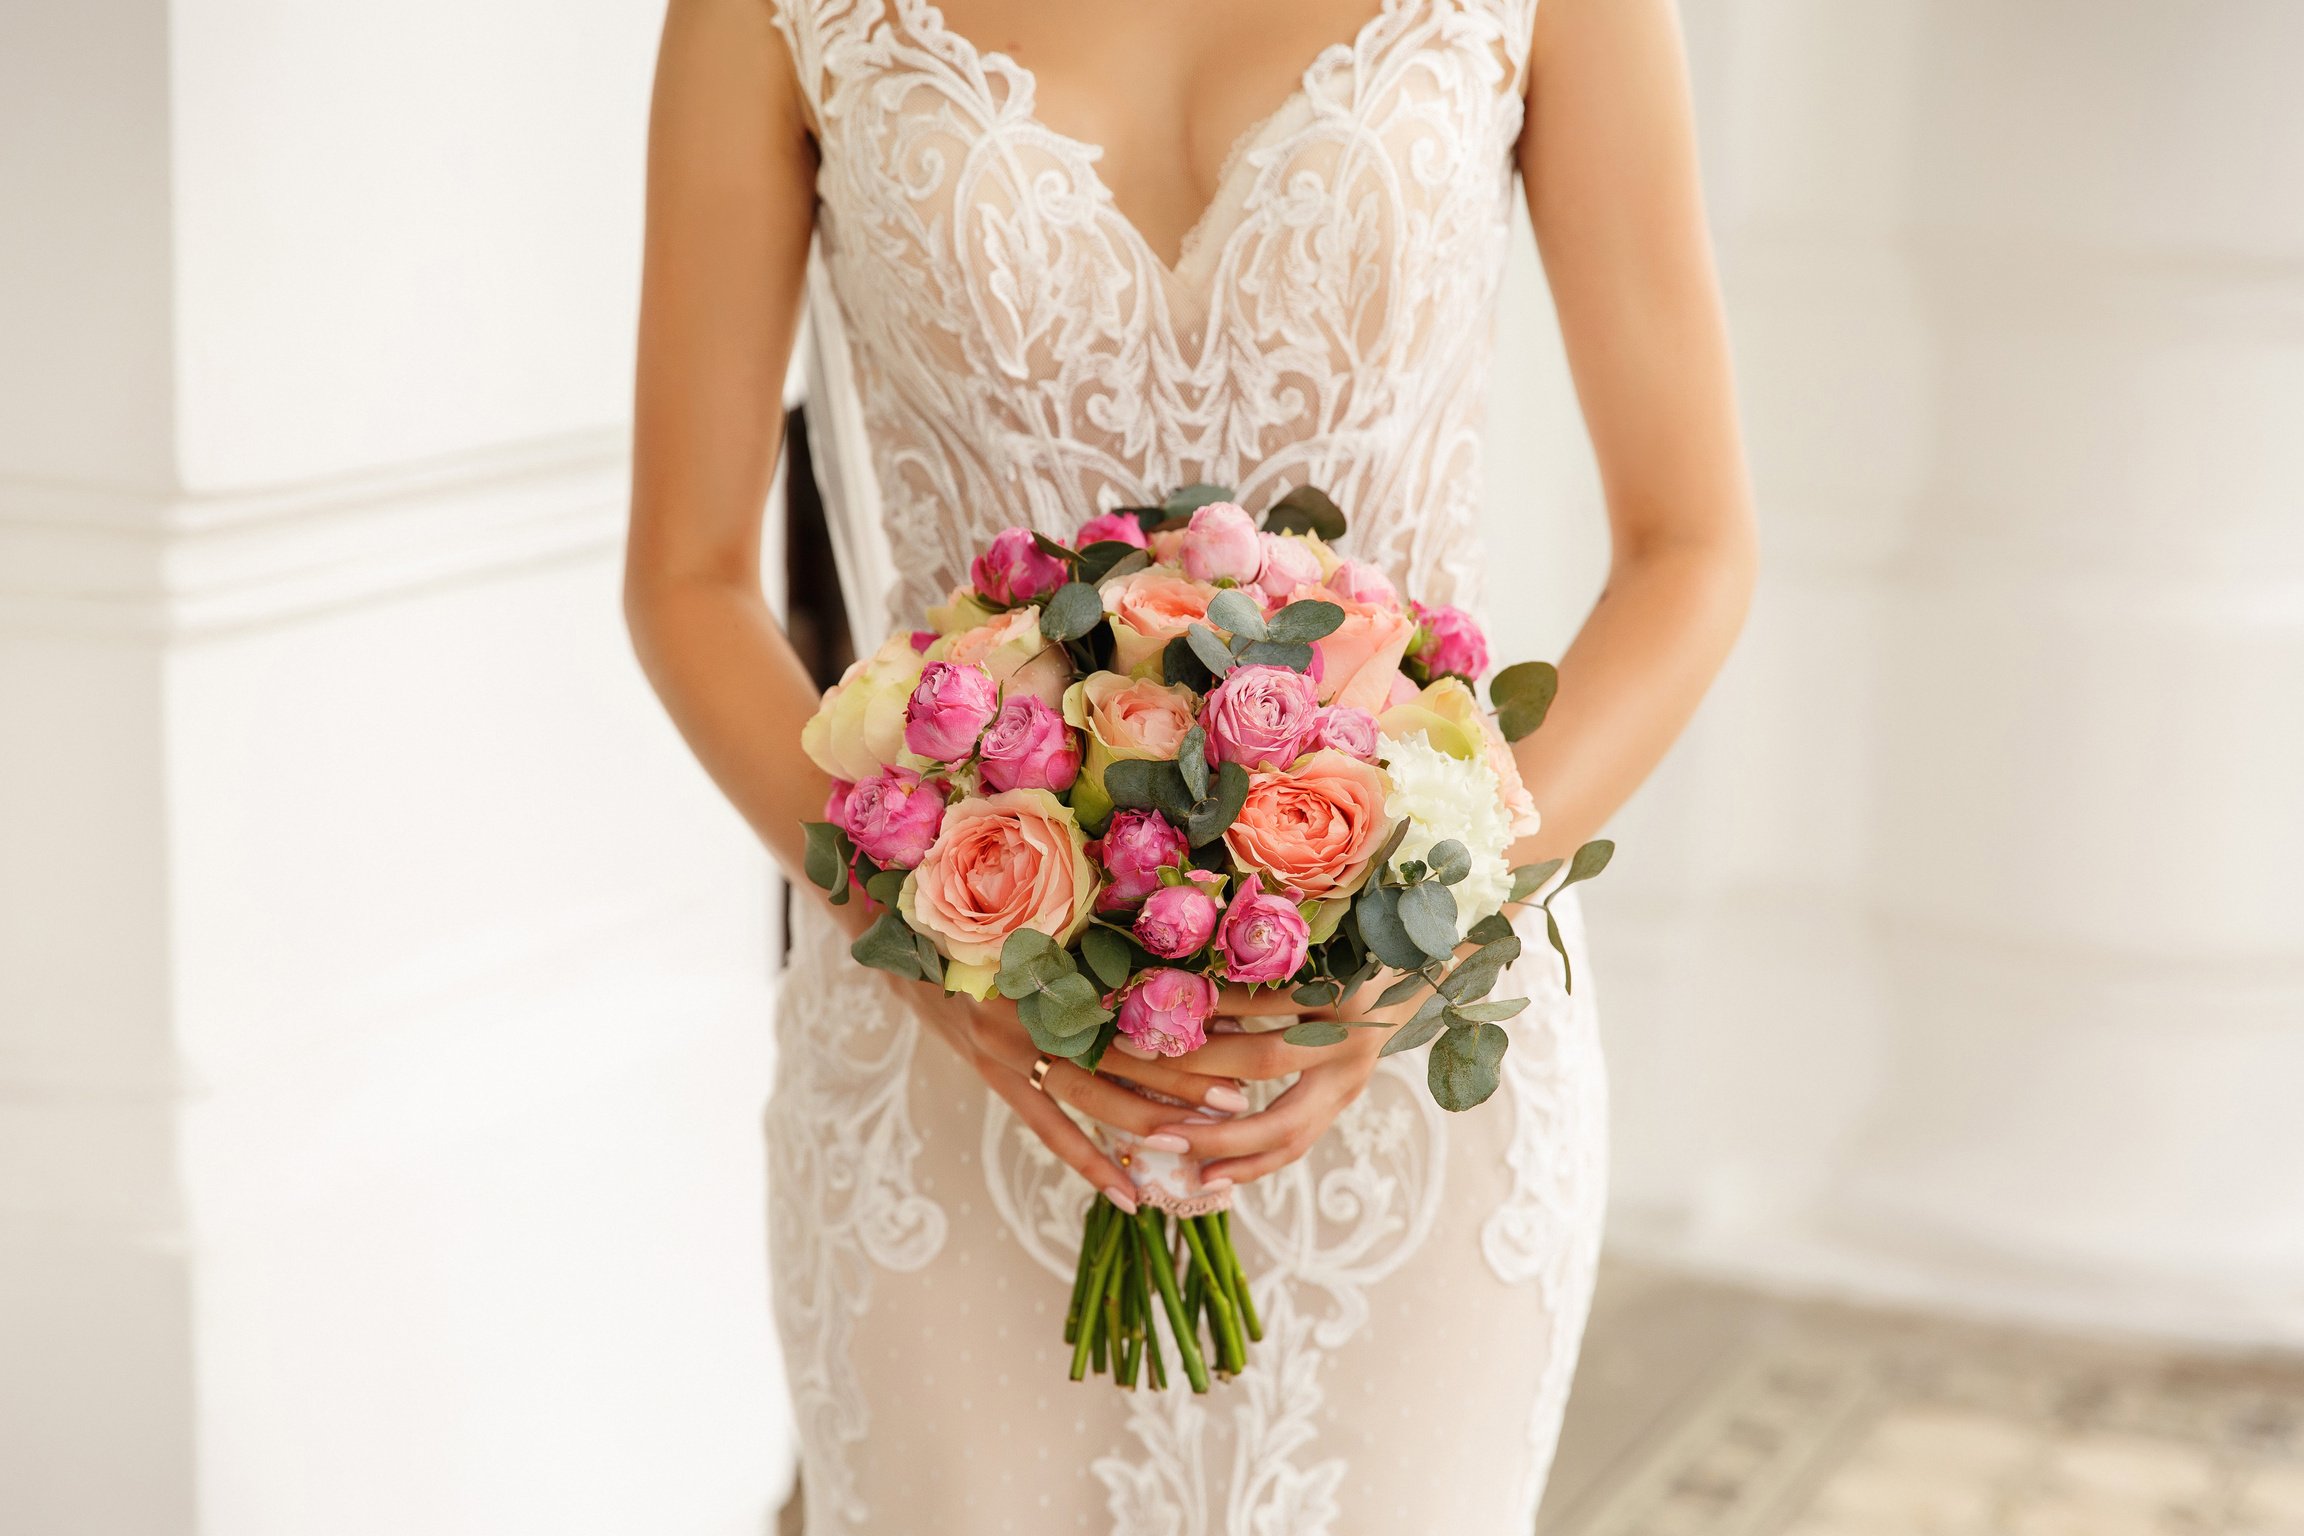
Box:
[763,3,1609,1531]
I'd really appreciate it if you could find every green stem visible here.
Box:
[1134,1208,1210,1394]
[1180,1215,1244,1374]
[1065,1199,1110,1346]
[1069,1205,1125,1382]
[1217,1209,1262,1343]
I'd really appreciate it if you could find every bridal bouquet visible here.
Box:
[798,485,1610,1393]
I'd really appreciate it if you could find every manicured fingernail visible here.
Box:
[1200,1176,1234,1194]
[1204,1085,1251,1113]
[1112,1038,1156,1060]
[1103,1185,1138,1214]
[1140,1132,1191,1154]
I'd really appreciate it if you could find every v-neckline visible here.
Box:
[907,0,1399,284]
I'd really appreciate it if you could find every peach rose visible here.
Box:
[900,788,1098,996]
[930,606,1072,709]
[1100,566,1218,676]
[800,632,928,782]
[1062,671,1198,829]
[1298,582,1417,714]
[1222,749,1394,902]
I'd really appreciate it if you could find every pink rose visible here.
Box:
[1147,528,1188,565]
[1099,566,1219,675]
[1300,583,1418,714]
[1091,808,1190,909]
[936,606,1073,709]
[842,766,948,870]
[904,661,1000,761]
[1114,968,1217,1057]
[1255,534,1323,603]
[1308,705,1381,762]
[1325,560,1399,608]
[1214,885,1311,985]
[899,789,1096,970]
[1076,512,1149,549]
[1180,502,1263,584]
[971,526,1069,608]
[824,779,858,831]
[1223,749,1393,901]
[977,695,1081,793]
[1411,602,1491,681]
[1200,663,1319,769]
[1134,878,1221,959]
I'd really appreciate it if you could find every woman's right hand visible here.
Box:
[918,990,1251,1210]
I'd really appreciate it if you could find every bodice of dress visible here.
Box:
[770,0,1537,624]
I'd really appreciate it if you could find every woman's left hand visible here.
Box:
[1142,980,1419,1186]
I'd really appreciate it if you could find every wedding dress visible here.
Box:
[763,3,1609,1531]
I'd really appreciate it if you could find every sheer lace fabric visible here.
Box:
[764,2,1609,1530]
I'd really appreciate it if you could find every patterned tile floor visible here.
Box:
[1538,1264,2304,1536]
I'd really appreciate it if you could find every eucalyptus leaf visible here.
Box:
[1428,1021,1509,1111]
[1123,505,1167,534]
[1398,881,1461,961]
[1018,989,1107,1056]
[1031,532,1083,567]
[851,911,927,981]
[1234,639,1314,673]
[1162,635,1216,692]
[1205,589,1268,641]
[1352,883,1428,972]
[1555,839,1616,894]
[1447,996,1530,1024]
[1076,540,1142,584]
[1261,484,1347,541]
[1081,926,1134,991]
[801,821,849,896]
[1373,971,1433,1010]
[1507,858,1563,904]
[1077,1017,1122,1072]
[1176,727,1210,800]
[1490,660,1559,742]
[1163,483,1235,517]
[1426,840,1472,887]
[1371,818,1412,874]
[1398,860,1427,886]
[995,928,1074,999]
[1185,761,1250,848]
[912,930,944,986]
[1466,913,1516,947]
[1101,547,1153,583]
[1039,581,1105,643]
[1292,979,1342,1008]
[864,868,907,908]
[1264,600,1345,645]
[1439,935,1523,1003]
[1186,622,1236,678]
[1378,1014,1446,1058]
[1546,906,1574,993]
[1282,1019,1350,1048]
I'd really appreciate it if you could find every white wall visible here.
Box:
[1,4,795,1533]
[1484,0,2304,1345]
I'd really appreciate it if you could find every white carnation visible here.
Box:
[1377,730,1514,935]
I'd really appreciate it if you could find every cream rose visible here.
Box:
[800,632,929,782]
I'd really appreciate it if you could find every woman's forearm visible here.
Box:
[1508,528,1755,866]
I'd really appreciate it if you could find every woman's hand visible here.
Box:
[918,989,1253,1209]
[1141,980,1419,1187]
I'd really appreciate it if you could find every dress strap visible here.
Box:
[763,0,879,133]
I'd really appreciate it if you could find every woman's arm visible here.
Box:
[1508,0,1758,862]
[1159,0,1757,1184]
[624,0,827,882]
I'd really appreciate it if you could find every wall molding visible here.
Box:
[0,429,631,637]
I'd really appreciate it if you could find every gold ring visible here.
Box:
[1029,1054,1055,1093]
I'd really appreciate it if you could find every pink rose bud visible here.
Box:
[977,695,1081,793]
[1326,559,1399,608]
[1092,808,1190,909]
[1308,705,1381,762]
[824,779,858,831]
[904,661,1001,761]
[1115,967,1218,1057]
[841,766,948,870]
[1255,533,1323,602]
[1076,512,1149,550]
[1411,601,1491,680]
[1133,880,1221,959]
[1200,663,1320,770]
[971,526,1070,607]
[1214,885,1312,986]
[1180,502,1263,585]
[908,630,938,653]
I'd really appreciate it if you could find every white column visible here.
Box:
[1,4,796,1532]
[1484,0,2304,1343]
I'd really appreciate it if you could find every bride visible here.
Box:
[624,0,1753,1529]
